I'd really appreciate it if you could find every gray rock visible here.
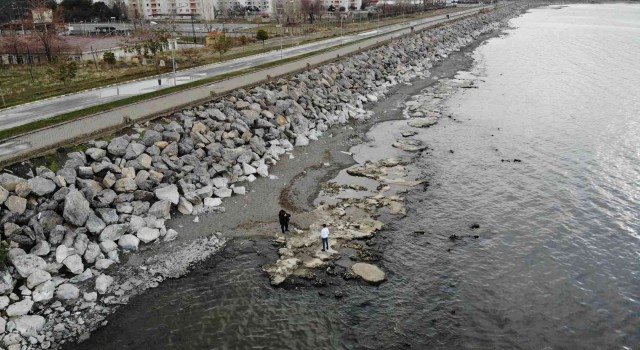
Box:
[14,181,32,197]
[148,200,171,219]
[62,254,84,275]
[154,185,179,205]
[214,188,233,198]
[99,240,118,253]
[13,315,45,337]
[57,168,77,185]
[94,259,115,270]
[96,208,119,225]
[6,299,33,317]
[85,147,107,160]
[26,269,51,289]
[163,229,179,241]
[95,274,114,294]
[125,142,146,159]
[32,281,55,302]
[0,270,14,295]
[99,224,128,242]
[49,225,66,246]
[178,197,193,215]
[0,173,25,191]
[27,177,57,196]
[93,189,117,207]
[86,212,106,234]
[204,197,222,207]
[103,172,116,188]
[0,185,8,204]
[63,188,92,227]
[118,234,139,251]
[351,263,386,284]
[114,177,137,193]
[29,241,50,256]
[73,233,90,256]
[142,130,163,146]
[84,292,97,301]
[55,283,80,300]
[84,243,101,264]
[107,136,130,156]
[4,195,26,214]
[137,227,160,244]
[407,117,438,128]
[295,134,310,146]
[10,254,47,278]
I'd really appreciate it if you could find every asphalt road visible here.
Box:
[0,7,482,132]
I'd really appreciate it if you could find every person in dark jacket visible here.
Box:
[278,210,291,233]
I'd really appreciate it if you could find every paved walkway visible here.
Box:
[0,5,501,166]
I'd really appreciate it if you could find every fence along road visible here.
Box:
[0,5,501,166]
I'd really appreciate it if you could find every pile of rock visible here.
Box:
[0,4,525,349]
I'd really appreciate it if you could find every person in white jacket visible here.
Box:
[321,224,330,252]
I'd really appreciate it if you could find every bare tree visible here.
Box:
[300,0,321,24]
[125,27,171,86]
[198,0,217,32]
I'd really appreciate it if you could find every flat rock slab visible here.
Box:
[408,117,438,128]
[351,263,386,284]
[392,139,428,152]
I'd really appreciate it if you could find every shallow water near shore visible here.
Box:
[68,4,639,349]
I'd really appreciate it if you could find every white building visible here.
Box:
[128,0,272,19]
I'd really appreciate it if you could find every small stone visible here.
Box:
[56,283,80,300]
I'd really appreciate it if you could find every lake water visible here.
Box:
[69,4,640,349]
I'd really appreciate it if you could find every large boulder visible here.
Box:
[55,283,80,300]
[10,254,47,278]
[154,185,179,205]
[63,188,92,227]
[27,176,57,196]
[351,263,386,284]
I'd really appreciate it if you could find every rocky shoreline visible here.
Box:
[0,4,527,349]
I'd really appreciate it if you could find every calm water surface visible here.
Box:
[72,4,640,349]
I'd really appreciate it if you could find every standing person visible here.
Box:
[321,224,330,252]
[278,209,290,234]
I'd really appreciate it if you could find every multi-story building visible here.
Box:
[128,0,198,19]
